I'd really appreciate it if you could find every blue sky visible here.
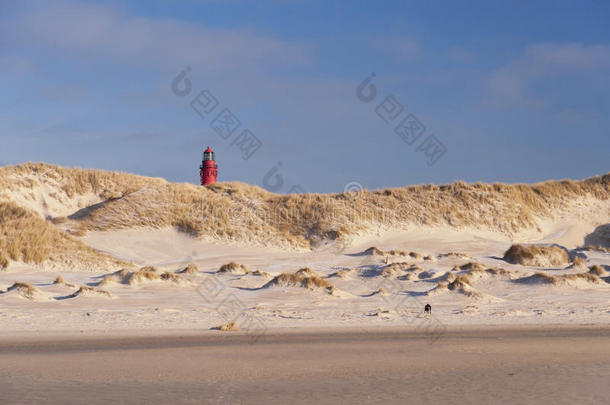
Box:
[1,0,609,193]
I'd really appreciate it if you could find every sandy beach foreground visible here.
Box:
[1,327,609,404]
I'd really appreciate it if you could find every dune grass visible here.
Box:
[265,269,333,292]
[213,322,239,331]
[363,246,423,258]
[177,263,199,274]
[5,282,39,299]
[460,262,486,272]
[0,201,123,271]
[583,245,609,253]
[503,244,569,267]
[53,275,76,288]
[572,256,587,268]
[96,266,187,286]
[517,271,602,285]
[589,264,608,276]
[1,163,609,250]
[67,285,112,298]
[217,262,250,274]
[447,274,473,291]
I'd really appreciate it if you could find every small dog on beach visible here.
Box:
[424,304,431,314]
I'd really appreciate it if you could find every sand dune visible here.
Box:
[362,247,428,260]
[0,282,50,301]
[176,263,199,274]
[263,269,335,294]
[426,273,506,302]
[589,264,608,276]
[0,201,126,272]
[503,244,570,267]
[124,267,189,286]
[63,285,113,299]
[465,267,513,280]
[52,275,75,288]
[2,164,608,252]
[217,262,250,274]
[514,271,607,287]
[94,267,189,287]
[0,163,609,333]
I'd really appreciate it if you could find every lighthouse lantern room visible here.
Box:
[200,146,218,185]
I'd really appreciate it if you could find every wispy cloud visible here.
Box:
[488,43,610,108]
[369,36,420,61]
[2,0,313,73]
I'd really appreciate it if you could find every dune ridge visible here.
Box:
[1,163,608,254]
[0,201,125,271]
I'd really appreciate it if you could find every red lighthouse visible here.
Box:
[200,146,218,185]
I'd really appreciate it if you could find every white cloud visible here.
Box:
[370,36,420,61]
[488,43,610,107]
[2,0,312,72]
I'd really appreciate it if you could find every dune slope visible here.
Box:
[1,163,609,254]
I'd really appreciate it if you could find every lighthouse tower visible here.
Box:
[200,146,218,185]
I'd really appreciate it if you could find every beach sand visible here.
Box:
[1,327,609,404]
[1,165,609,403]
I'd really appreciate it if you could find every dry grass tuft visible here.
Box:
[460,262,486,272]
[440,252,470,259]
[429,282,448,294]
[562,273,602,283]
[6,282,39,299]
[0,201,125,271]
[447,274,473,291]
[380,267,400,278]
[364,246,384,256]
[362,247,422,259]
[97,274,119,287]
[295,267,321,277]
[212,322,239,331]
[376,262,423,278]
[250,269,272,278]
[265,270,333,292]
[125,266,160,285]
[503,244,569,267]
[572,256,587,269]
[67,285,112,298]
[583,245,610,253]
[177,263,199,274]
[428,274,484,299]
[98,267,186,286]
[443,272,457,283]
[516,271,602,285]
[408,251,423,260]
[589,264,608,276]
[53,275,75,288]
[160,272,187,283]
[48,216,68,225]
[0,252,8,270]
[218,262,250,274]
[466,266,511,278]
[485,267,511,276]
